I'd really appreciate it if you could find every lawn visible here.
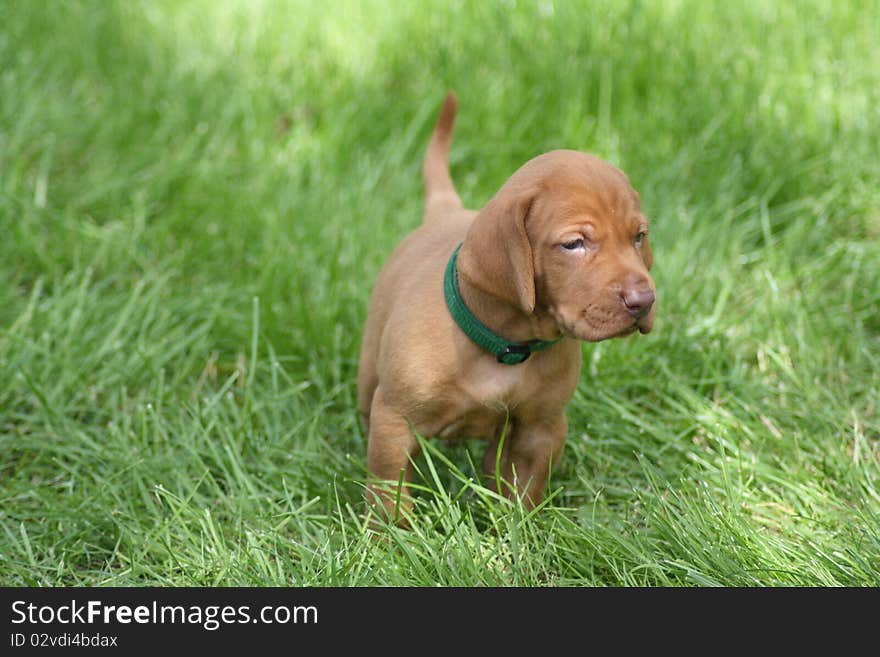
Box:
[1,0,878,586]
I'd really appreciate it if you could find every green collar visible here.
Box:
[444,244,562,365]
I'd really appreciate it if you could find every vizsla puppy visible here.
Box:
[357,93,655,525]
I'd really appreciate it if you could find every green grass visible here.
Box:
[2,0,879,586]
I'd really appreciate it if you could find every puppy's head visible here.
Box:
[458,150,654,342]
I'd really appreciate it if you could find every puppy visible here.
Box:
[357,93,655,525]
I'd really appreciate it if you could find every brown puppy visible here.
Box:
[357,93,655,525]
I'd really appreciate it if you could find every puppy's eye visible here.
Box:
[561,238,585,251]
[634,231,646,246]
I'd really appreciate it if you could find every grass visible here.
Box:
[1,0,879,586]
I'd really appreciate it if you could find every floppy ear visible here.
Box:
[457,188,536,314]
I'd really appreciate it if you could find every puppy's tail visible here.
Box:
[423,91,462,221]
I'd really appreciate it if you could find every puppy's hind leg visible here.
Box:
[365,387,420,527]
[356,341,379,436]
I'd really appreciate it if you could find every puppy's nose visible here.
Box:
[621,284,655,318]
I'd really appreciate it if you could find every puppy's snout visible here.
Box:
[621,281,655,318]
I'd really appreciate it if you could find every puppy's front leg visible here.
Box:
[365,386,420,527]
[486,414,567,510]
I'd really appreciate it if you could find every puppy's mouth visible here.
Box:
[553,305,653,342]
[636,305,655,334]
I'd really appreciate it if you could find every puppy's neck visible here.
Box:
[457,273,561,343]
